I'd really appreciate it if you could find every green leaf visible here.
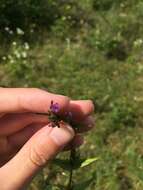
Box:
[80,157,99,168]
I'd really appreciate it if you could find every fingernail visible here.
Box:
[49,123,75,146]
[84,116,95,128]
[88,100,95,113]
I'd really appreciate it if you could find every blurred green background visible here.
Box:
[1,0,143,189]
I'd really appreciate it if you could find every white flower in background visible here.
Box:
[24,42,30,50]
[2,56,6,60]
[12,41,17,46]
[10,59,14,63]
[14,50,21,59]
[21,51,27,58]
[9,30,14,35]
[5,27,13,34]
[5,27,10,31]
[16,28,24,35]
[8,55,12,60]
[134,39,143,48]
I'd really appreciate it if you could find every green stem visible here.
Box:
[66,149,76,190]
[68,163,73,189]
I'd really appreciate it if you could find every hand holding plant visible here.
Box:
[0,88,95,190]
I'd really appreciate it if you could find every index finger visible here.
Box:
[0,88,70,113]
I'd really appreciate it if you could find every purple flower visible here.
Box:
[50,101,60,113]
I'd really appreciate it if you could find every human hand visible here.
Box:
[0,88,94,190]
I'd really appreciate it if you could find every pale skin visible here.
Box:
[0,88,95,190]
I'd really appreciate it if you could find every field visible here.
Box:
[1,0,143,189]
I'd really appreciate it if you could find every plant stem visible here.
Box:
[68,162,73,190]
[66,149,76,190]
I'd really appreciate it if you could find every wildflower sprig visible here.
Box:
[37,100,97,190]
[37,101,77,189]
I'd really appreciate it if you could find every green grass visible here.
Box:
[1,0,143,189]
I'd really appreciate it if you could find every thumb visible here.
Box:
[0,123,74,190]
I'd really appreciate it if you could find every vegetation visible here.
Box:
[0,0,143,189]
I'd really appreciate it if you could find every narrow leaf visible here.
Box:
[80,157,99,168]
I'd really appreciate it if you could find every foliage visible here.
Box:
[0,0,58,29]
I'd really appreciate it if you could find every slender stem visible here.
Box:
[68,164,73,189]
[66,149,76,190]
[67,150,73,189]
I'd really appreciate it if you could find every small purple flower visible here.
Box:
[50,101,60,113]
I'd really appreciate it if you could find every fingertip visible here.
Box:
[88,100,95,113]
[69,100,95,121]
[81,115,95,129]
[81,100,95,114]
